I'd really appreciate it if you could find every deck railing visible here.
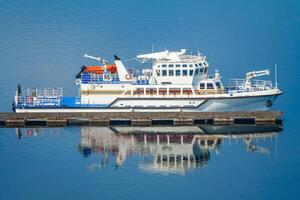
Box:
[15,94,108,108]
[224,79,274,94]
[81,73,124,84]
[16,88,63,107]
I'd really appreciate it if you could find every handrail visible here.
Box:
[20,88,63,97]
[81,73,130,84]
[224,79,274,93]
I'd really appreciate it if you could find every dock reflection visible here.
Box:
[78,125,282,174]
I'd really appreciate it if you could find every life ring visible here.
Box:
[125,74,132,80]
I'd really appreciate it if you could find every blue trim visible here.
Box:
[81,72,129,84]
[16,96,109,108]
[81,81,131,85]
[15,104,109,109]
[81,72,149,85]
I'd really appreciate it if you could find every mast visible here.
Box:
[275,64,278,89]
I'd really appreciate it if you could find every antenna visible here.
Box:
[275,64,278,89]
[151,44,154,65]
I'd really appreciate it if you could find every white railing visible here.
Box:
[21,88,63,97]
[252,80,273,90]
[225,79,274,93]
[17,88,63,107]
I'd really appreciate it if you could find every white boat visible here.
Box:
[13,49,282,113]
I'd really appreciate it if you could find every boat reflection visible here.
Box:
[15,127,61,139]
[78,125,282,174]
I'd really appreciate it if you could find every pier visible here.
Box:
[0,111,282,127]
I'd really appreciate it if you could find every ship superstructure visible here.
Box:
[13,49,282,113]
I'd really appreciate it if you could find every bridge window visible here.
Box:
[200,83,205,89]
[162,70,167,76]
[216,82,221,89]
[195,68,199,75]
[182,64,187,68]
[162,64,167,68]
[189,69,194,76]
[204,67,208,74]
[207,83,214,89]
[203,62,207,66]
[169,64,174,68]
[189,64,193,68]
[199,63,203,66]
[176,64,180,68]
[156,70,161,76]
[195,64,199,68]
[176,70,181,76]
[169,70,174,76]
[157,65,160,68]
[200,68,203,74]
[182,70,188,76]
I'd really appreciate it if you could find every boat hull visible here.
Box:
[15,93,280,113]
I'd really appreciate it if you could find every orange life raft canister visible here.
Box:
[85,65,117,74]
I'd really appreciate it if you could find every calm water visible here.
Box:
[0,125,292,200]
[0,0,300,199]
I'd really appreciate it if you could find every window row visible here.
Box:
[158,62,207,68]
[127,88,194,95]
[156,67,208,77]
[199,81,222,90]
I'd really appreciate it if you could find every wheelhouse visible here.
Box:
[153,60,209,85]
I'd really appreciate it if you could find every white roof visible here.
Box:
[137,49,206,63]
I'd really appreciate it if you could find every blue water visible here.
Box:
[0,0,299,199]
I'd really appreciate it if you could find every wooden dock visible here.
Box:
[0,111,283,127]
